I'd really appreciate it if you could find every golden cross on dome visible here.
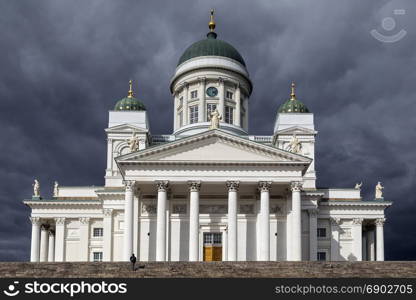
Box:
[209,9,216,32]
[127,79,134,98]
[290,82,296,100]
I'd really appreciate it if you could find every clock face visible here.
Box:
[206,87,218,97]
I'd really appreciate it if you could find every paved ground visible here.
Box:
[1,261,416,278]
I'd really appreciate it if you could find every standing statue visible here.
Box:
[53,181,59,198]
[375,182,384,199]
[33,179,40,197]
[354,182,362,190]
[286,134,302,154]
[209,109,222,129]
[126,131,139,152]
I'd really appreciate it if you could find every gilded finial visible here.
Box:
[290,82,296,100]
[127,79,134,98]
[209,9,216,32]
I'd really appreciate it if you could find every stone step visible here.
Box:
[1,262,416,278]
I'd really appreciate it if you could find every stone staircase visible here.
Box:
[1,262,416,278]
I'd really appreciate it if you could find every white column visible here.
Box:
[227,181,239,261]
[218,77,225,117]
[47,230,55,262]
[156,181,169,261]
[30,217,41,262]
[258,181,271,261]
[103,209,113,262]
[54,218,65,262]
[199,78,206,122]
[39,224,49,262]
[352,218,363,261]
[79,217,90,261]
[375,218,385,261]
[308,209,318,261]
[106,138,113,176]
[123,180,135,261]
[330,217,341,261]
[243,97,249,130]
[291,182,302,261]
[235,84,241,127]
[367,229,375,261]
[188,181,201,261]
[173,92,178,131]
[183,83,189,125]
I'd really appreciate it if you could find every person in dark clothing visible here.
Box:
[130,253,137,271]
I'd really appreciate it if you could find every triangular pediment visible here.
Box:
[275,126,317,135]
[105,123,148,134]
[116,130,311,164]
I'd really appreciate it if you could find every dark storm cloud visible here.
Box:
[0,0,415,260]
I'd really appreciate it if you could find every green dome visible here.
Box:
[278,83,310,113]
[114,96,146,111]
[177,32,246,67]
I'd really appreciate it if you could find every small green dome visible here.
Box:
[114,96,146,111]
[178,32,246,67]
[114,80,146,111]
[278,83,310,113]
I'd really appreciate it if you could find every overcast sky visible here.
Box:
[0,0,415,261]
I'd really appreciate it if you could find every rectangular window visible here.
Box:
[225,106,234,124]
[191,90,198,99]
[179,111,183,127]
[93,228,103,237]
[226,91,233,99]
[93,252,103,262]
[317,251,327,261]
[206,103,217,120]
[317,228,327,238]
[189,105,198,124]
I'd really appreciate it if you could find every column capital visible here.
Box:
[103,208,113,217]
[290,181,303,192]
[258,181,272,193]
[375,218,386,226]
[156,180,169,192]
[226,181,240,192]
[79,217,90,225]
[352,218,364,225]
[330,217,341,225]
[188,181,201,192]
[182,81,189,90]
[30,217,41,225]
[124,180,136,191]
[54,217,66,225]
[308,209,319,217]
[48,230,55,236]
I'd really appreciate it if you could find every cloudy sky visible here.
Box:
[0,0,415,261]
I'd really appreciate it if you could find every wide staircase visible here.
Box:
[1,261,416,278]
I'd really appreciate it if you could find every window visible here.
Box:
[317,228,327,238]
[226,91,233,99]
[191,90,198,99]
[93,252,103,262]
[317,251,327,261]
[179,111,183,127]
[206,103,217,120]
[179,97,183,107]
[93,228,103,237]
[189,105,198,124]
[225,106,234,124]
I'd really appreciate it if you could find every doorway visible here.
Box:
[203,232,222,261]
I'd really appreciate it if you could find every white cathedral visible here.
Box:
[25,11,391,263]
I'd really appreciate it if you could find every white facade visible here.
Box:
[24,19,391,263]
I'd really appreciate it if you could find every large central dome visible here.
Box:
[177,31,246,67]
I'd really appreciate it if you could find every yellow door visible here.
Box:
[203,233,222,261]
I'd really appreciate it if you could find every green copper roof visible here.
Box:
[177,31,246,67]
[114,80,146,111]
[114,96,146,111]
[278,83,310,113]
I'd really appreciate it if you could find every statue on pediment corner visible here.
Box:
[33,179,40,197]
[375,181,384,199]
